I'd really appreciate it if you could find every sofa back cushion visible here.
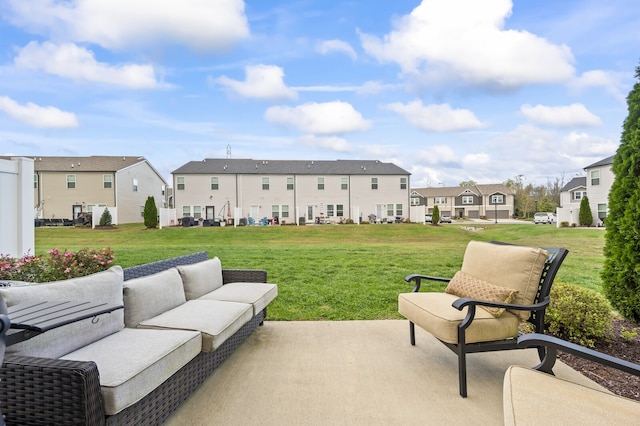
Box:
[460,241,548,320]
[123,268,186,327]
[177,257,223,300]
[0,266,125,358]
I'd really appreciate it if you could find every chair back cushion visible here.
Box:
[123,268,186,327]
[461,241,548,320]
[445,271,518,317]
[176,257,223,300]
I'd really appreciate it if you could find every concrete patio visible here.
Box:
[165,320,603,426]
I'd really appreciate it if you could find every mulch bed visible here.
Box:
[554,317,640,401]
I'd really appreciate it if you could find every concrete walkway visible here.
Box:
[165,320,604,426]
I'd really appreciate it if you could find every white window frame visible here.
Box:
[66,174,76,189]
[462,195,473,204]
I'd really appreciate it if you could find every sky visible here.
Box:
[1,0,638,188]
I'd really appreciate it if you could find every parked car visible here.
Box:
[534,212,556,224]
[440,215,452,223]
[425,214,433,223]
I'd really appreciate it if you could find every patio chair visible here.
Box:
[398,240,568,397]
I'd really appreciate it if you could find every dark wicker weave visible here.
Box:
[1,252,268,426]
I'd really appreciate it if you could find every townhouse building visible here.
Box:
[27,156,168,224]
[410,184,514,221]
[171,159,411,224]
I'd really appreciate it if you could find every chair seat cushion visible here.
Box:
[398,292,519,344]
[503,365,640,425]
[197,282,278,316]
[60,327,201,416]
[137,300,253,352]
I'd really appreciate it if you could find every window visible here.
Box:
[177,176,185,190]
[591,170,600,186]
[434,197,447,205]
[182,206,191,216]
[387,204,394,216]
[410,197,420,206]
[66,174,76,189]
[573,190,586,200]
[211,177,219,190]
[34,173,38,189]
[491,194,503,204]
[400,177,407,189]
[371,177,378,190]
[282,205,289,218]
[193,206,201,219]
[337,204,344,217]
[396,204,403,216]
[140,206,144,218]
[327,204,334,216]
[262,177,269,190]
[317,177,325,190]
[272,205,279,218]
[287,177,294,190]
[462,195,473,204]
[598,203,607,221]
[132,179,138,192]
[341,177,348,190]
[103,174,112,189]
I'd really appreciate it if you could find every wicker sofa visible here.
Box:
[0,251,277,425]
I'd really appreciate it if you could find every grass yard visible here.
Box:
[35,222,606,321]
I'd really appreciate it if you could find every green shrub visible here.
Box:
[143,196,158,229]
[560,221,569,228]
[432,205,440,225]
[545,282,613,347]
[99,208,113,226]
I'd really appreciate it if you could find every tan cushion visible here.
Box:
[198,282,278,316]
[0,266,125,358]
[445,271,518,317]
[177,257,223,300]
[137,300,253,352]
[398,292,519,344]
[461,241,548,320]
[61,327,201,416]
[504,365,640,425]
[123,268,186,327]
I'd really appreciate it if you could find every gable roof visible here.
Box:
[411,183,512,198]
[172,159,410,175]
[585,155,614,170]
[561,176,586,192]
[23,156,147,172]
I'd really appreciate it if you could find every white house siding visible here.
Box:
[586,163,614,225]
[115,162,167,224]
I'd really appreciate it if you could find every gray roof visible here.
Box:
[172,159,410,175]
[561,176,586,192]
[585,155,614,170]
[16,156,148,172]
[411,183,512,198]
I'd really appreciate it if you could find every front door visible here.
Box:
[307,205,314,221]
[72,204,82,220]
[205,206,215,220]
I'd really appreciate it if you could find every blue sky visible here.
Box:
[1,0,638,187]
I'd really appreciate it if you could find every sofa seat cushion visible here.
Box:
[0,266,124,358]
[503,365,640,425]
[460,241,548,320]
[60,327,201,416]
[198,282,278,316]
[177,257,223,300]
[398,292,519,344]
[137,300,253,352]
[123,268,186,327]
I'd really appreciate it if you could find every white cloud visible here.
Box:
[264,101,371,134]
[521,103,602,127]
[5,0,249,52]
[570,70,628,102]
[15,41,159,88]
[0,96,79,128]
[317,39,357,60]
[214,65,297,101]
[298,134,352,152]
[416,145,458,165]
[385,100,484,132]
[360,0,574,89]
[462,152,491,168]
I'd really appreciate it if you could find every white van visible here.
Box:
[534,212,556,224]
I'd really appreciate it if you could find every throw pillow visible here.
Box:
[445,271,518,317]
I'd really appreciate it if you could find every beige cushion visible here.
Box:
[504,365,640,425]
[445,271,518,317]
[0,266,125,358]
[61,327,201,416]
[198,282,278,316]
[398,292,519,344]
[461,241,548,320]
[123,268,186,327]
[177,258,223,300]
[137,300,253,352]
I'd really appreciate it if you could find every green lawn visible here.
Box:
[35,223,606,321]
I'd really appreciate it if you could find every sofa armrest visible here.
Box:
[1,354,106,425]
[222,269,267,284]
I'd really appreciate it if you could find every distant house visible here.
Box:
[171,158,411,224]
[410,184,514,221]
[28,156,168,224]
[557,155,614,226]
